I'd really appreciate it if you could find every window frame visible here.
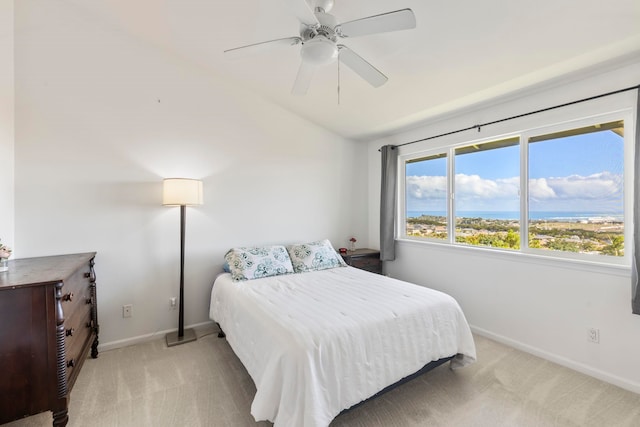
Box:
[453,135,521,250]
[398,105,634,269]
[402,150,451,241]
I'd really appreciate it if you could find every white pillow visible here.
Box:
[286,239,347,273]
[224,245,294,281]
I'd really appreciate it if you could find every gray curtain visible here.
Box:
[380,145,398,261]
[633,90,640,315]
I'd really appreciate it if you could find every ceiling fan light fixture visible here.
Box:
[300,37,338,65]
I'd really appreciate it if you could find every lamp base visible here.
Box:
[165,328,197,347]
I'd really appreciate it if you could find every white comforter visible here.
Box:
[209,267,476,427]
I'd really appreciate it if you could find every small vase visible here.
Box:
[0,258,8,272]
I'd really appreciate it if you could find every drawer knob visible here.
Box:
[67,359,75,368]
[65,328,75,337]
[84,272,90,278]
[62,292,74,302]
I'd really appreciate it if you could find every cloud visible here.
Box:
[406,174,520,201]
[530,172,622,201]
[406,175,447,199]
[529,178,557,199]
[454,174,519,199]
[407,172,623,210]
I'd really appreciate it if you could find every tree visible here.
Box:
[505,229,520,249]
[601,235,624,257]
[528,234,542,248]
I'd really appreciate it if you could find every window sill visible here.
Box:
[396,238,631,278]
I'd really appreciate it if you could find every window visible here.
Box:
[400,112,630,266]
[454,137,520,249]
[528,121,624,257]
[405,153,448,240]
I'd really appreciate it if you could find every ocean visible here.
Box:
[406,211,624,222]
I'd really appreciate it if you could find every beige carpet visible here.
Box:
[6,325,640,427]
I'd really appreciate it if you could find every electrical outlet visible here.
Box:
[587,327,599,343]
[123,304,132,318]
[170,297,177,309]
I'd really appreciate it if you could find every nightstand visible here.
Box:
[341,248,383,275]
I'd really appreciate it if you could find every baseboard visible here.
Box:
[98,321,216,352]
[471,325,640,395]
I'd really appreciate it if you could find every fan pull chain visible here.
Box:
[337,54,341,105]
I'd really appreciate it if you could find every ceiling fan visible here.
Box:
[224,0,416,95]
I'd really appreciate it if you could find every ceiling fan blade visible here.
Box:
[224,37,302,59]
[338,45,387,88]
[292,61,315,95]
[337,8,416,38]
[285,0,320,28]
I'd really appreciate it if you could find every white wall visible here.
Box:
[13,1,368,347]
[0,0,14,250]
[368,60,640,393]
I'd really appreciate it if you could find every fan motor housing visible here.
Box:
[316,11,337,38]
[301,11,338,41]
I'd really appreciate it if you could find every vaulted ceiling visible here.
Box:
[65,0,640,140]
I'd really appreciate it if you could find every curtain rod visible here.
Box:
[381,83,640,151]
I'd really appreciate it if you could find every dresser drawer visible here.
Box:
[60,262,96,384]
[65,303,93,353]
[65,308,93,380]
[61,266,92,316]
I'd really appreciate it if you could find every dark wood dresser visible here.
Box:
[341,248,383,274]
[0,253,99,426]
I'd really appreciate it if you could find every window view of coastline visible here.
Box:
[527,121,624,256]
[454,137,520,250]
[406,153,448,240]
[405,120,625,258]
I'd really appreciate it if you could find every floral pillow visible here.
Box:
[286,239,347,273]
[224,245,294,282]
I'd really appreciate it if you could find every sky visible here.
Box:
[405,129,624,213]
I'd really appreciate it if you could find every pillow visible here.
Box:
[224,245,294,282]
[286,239,347,273]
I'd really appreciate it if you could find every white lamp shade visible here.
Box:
[162,178,203,206]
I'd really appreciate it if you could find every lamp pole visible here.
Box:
[178,204,186,337]
[163,178,202,347]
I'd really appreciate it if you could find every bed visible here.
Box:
[209,242,476,427]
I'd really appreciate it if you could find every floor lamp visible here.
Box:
[163,178,203,347]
